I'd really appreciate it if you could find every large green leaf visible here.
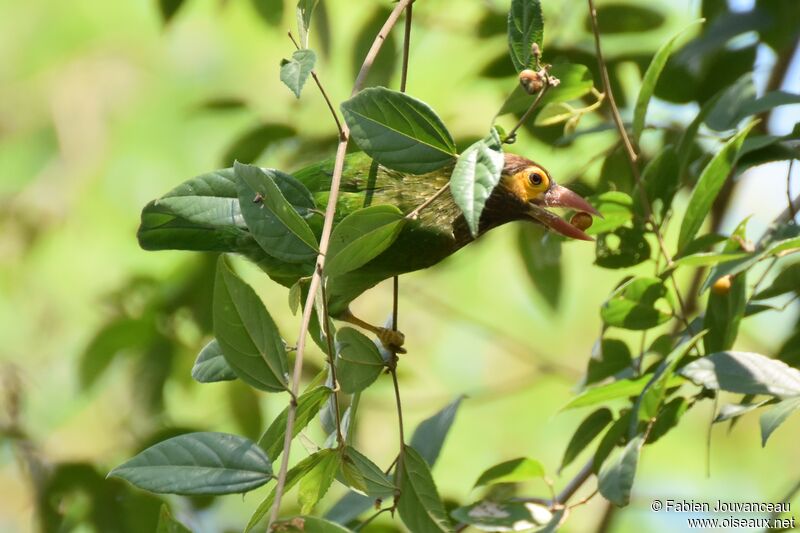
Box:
[213,256,289,392]
[507,0,544,73]
[281,49,317,98]
[298,448,341,513]
[473,458,545,488]
[398,445,454,533]
[680,351,800,398]
[410,396,464,466]
[191,338,237,383]
[600,277,673,330]
[341,87,457,174]
[517,225,562,309]
[339,446,395,498]
[235,162,319,263]
[258,385,333,459]
[677,122,756,251]
[759,396,800,446]
[560,408,613,471]
[632,22,700,143]
[245,451,330,532]
[450,128,505,236]
[565,374,684,410]
[334,327,385,394]
[325,205,406,277]
[598,435,643,507]
[451,500,552,532]
[109,432,272,495]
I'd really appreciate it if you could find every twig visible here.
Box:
[787,159,796,220]
[556,459,595,504]
[268,1,414,526]
[504,82,551,144]
[389,363,406,507]
[399,2,413,93]
[319,274,344,445]
[355,507,393,531]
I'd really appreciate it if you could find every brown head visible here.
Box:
[496,153,599,240]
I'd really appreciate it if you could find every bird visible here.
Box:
[138,152,598,351]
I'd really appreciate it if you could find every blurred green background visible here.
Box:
[1,0,799,531]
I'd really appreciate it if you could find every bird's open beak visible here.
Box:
[527,184,600,241]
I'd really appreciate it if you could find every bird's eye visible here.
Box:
[529,172,544,186]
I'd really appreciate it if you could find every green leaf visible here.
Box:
[258,385,332,459]
[192,339,237,383]
[398,445,454,533]
[507,0,544,73]
[341,87,457,174]
[680,351,800,398]
[677,122,757,251]
[451,500,552,532]
[703,271,746,353]
[595,226,651,269]
[593,412,630,473]
[647,397,688,444]
[759,396,800,446]
[410,396,464,466]
[584,4,665,34]
[587,338,632,384]
[565,374,684,410]
[473,458,545,488]
[281,49,317,99]
[296,0,319,48]
[714,400,770,423]
[672,252,749,268]
[339,446,395,498]
[235,162,319,263]
[109,432,272,495]
[533,102,574,126]
[600,277,673,330]
[298,448,341,513]
[326,205,406,277]
[245,451,329,532]
[585,192,633,235]
[213,256,289,392]
[272,516,352,533]
[517,224,562,309]
[753,263,800,300]
[597,435,643,507]
[450,128,505,236]
[561,408,613,471]
[157,505,191,533]
[334,327,385,394]
[632,21,701,143]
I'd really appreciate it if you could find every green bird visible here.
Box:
[138,152,598,350]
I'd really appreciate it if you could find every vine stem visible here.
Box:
[268,1,415,527]
[503,80,551,143]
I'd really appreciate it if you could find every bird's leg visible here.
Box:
[336,308,406,354]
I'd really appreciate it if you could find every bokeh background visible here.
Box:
[1,0,799,531]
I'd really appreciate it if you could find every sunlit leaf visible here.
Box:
[258,385,332,459]
[109,432,272,495]
[680,351,800,398]
[678,121,757,252]
[600,277,673,330]
[213,256,289,392]
[326,205,406,277]
[281,49,317,99]
[341,87,457,174]
[334,327,385,394]
[565,375,684,410]
[585,192,633,235]
[759,396,800,446]
[398,445,454,533]
[450,128,504,236]
[595,226,651,269]
[473,458,545,488]
[298,448,341,513]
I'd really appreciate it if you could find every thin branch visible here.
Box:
[504,82,551,144]
[787,159,796,220]
[268,2,414,525]
[319,273,344,445]
[555,459,595,504]
[389,364,406,506]
[355,507,393,531]
[399,2,413,93]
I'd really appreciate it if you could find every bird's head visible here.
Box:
[500,154,600,241]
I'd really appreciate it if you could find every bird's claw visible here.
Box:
[376,328,406,354]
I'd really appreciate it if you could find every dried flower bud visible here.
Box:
[519,69,544,94]
[711,275,733,295]
[570,212,593,231]
[531,42,541,59]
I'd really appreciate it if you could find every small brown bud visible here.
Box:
[570,212,593,231]
[519,69,544,94]
[531,42,541,59]
[711,275,733,295]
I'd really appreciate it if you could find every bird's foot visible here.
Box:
[376,328,406,354]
